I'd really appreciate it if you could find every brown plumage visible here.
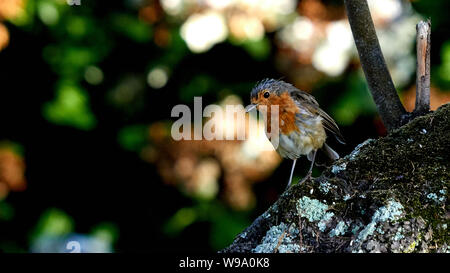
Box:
[246,78,345,189]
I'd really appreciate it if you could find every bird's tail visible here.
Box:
[307,143,339,166]
[321,143,339,161]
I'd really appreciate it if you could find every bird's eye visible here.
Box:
[263,92,270,98]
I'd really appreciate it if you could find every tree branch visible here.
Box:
[414,20,431,114]
[222,103,450,253]
[343,0,407,131]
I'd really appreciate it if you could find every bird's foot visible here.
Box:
[298,171,313,185]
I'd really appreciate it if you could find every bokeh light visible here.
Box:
[0,23,9,51]
[147,67,169,89]
[0,144,26,200]
[180,11,228,53]
[84,66,104,85]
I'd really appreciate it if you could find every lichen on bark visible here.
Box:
[221,103,450,253]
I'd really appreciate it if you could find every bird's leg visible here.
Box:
[286,159,297,190]
[298,150,317,185]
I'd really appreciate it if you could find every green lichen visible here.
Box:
[352,223,363,234]
[252,223,301,253]
[357,222,377,242]
[319,181,335,194]
[329,221,348,237]
[297,196,335,232]
[356,200,404,242]
[393,227,404,241]
[296,197,330,222]
[331,162,347,174]
[318,212,334,232]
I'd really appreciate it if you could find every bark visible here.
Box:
[414,20,431,115]
[343,0,407,131]
[221,103,450,253]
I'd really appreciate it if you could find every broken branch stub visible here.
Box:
[414,20,431,114]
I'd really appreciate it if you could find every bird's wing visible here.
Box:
[290,89,319,106]
[291,90,346,144]
[316,107,346,144]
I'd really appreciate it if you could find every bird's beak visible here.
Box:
[245,104,257,113]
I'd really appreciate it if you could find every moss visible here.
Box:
[403,240,417,253]
[322,104,449,250]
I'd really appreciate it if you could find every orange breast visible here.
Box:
[258,92,300,135]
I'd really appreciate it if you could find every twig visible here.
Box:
[273,229,286,253]
[414,20,431,114]
[343,0,407,131]
[298,217,304,249]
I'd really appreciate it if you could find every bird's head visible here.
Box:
[245,78,295,112]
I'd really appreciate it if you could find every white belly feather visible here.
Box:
[275,115,326,160]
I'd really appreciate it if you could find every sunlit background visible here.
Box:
[0,0,449,252]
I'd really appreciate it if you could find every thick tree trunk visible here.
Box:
[221,103,450,253]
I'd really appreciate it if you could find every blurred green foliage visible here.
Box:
[438,42,450,88]
[163,201,250,250]
[31,208,74,238]
[0,202,14,221]
[240,37,271,61]
[117,124,148,152]
[111,14,153,43]
[43,82,96,130]
[332,72,377,125]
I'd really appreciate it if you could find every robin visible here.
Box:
[245,78,345,189]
